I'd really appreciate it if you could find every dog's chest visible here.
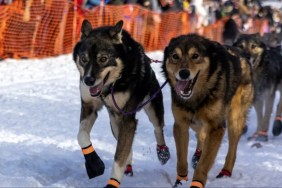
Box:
[101,91,130,113]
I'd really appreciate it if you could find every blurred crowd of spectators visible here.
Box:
[0,0,12,5]
[77,0,282,34]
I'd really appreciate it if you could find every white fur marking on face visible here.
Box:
[75,56,85,76]
[102,58,123,86]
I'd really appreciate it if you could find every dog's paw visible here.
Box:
[84,149,105,179]
[216,169,231,178]
[272,117,282,136]
[104,178,120,188]
[191,149,201,170]
[156,145,170,165]
[247,131,268,142]
[173,179,182,188]
[173,175,188,187]
[124,164,133,176]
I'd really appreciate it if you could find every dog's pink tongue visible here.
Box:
[89,82,103,96]
[175,80,188,94]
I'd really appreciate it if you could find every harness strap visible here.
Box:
[111,79,168,116]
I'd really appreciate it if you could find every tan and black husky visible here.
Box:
[162,34,254,188]
[73,20,170,188]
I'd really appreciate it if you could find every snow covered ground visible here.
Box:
[0,51,282,187]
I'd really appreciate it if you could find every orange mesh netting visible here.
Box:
[0,0,268,59]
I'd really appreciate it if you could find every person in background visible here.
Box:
[0,0,12,5]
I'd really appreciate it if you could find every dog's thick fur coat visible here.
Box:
[73,20,170,187]
[162,34,254,187]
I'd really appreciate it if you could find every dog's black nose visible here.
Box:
[179,69,190,80]
[84,76,96,86]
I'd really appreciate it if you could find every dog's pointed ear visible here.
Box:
[109,20,123,43]
[81,20,92,40]
[110,20,123,36]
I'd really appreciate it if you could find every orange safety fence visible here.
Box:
[0,0,268,59]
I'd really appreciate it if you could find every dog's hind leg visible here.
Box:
[272,84,282,136]
[105,115,137,188]
[144,96,170,165]
[109,113,133,176]
[78,100,105,179]
[217,84,253,178]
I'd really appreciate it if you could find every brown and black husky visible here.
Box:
[162,34,254,188]
[73,20,170,188]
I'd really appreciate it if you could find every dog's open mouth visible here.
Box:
[89,82,104,97]
[89,73,110,97]
[175,71,200,99]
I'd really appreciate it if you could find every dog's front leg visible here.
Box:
[105,115,137,188]
[190,124,206,170]
[191,122,225,188]
[78,100,105,179]
[109,112,134,176]
[172,104,190,187]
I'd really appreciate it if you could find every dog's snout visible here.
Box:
[84,76,96,86]
[179,69,190,80]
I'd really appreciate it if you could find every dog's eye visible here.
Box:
[191,53,199,59]
[172,53,180,60]
[99,56,108,63]
[80,55,88,65]
[251,44,257,49]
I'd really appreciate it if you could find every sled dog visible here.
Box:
[234,33,282,141]
[73,20,170,188]
[162,34,254,188]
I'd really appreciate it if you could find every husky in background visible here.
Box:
[163,34,254,188]
[73,20,170,188]
[234,33,282,141]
